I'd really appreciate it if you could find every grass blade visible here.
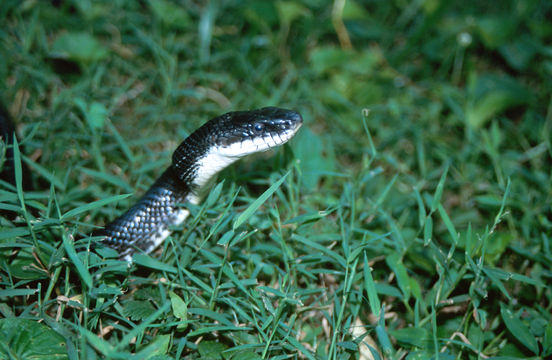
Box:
[423,215,433,246]
[500,305,539,354]
[233,170,290,230]
[363,252,381,317]
[79,167,133,192]
[61,193,131,221]
[133,253,177,273]
[430,164,449,214]
[62,232,93,288]
[22,154,64,190]
[437,203,458,244]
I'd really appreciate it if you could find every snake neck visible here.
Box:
[171,134,238,190]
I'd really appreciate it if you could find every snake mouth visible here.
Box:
[219,121,301,156]
[244,116,302,151]
[217,107,303,156]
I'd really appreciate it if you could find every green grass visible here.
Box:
[1,0,551,359]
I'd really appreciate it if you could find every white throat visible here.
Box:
[192,130,295,188]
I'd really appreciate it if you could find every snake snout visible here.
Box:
[287,110,303,126]
[281,111,303,136]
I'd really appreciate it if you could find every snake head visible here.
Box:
[172,107,302,187]
[213,106,303,154]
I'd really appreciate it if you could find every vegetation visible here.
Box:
[1,0,550,359]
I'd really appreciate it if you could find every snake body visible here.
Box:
[95,107,302,259]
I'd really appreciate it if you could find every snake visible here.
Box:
[92,107,302,260]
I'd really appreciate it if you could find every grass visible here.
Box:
[1,0,551,359]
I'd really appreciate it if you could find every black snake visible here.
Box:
[1,105,302,260]
[92,107,302,259]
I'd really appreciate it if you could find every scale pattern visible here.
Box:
[95,167,193,258]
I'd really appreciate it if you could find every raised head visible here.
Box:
[172,107,303,187]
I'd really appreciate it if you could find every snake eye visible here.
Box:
[253,123,264,133]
